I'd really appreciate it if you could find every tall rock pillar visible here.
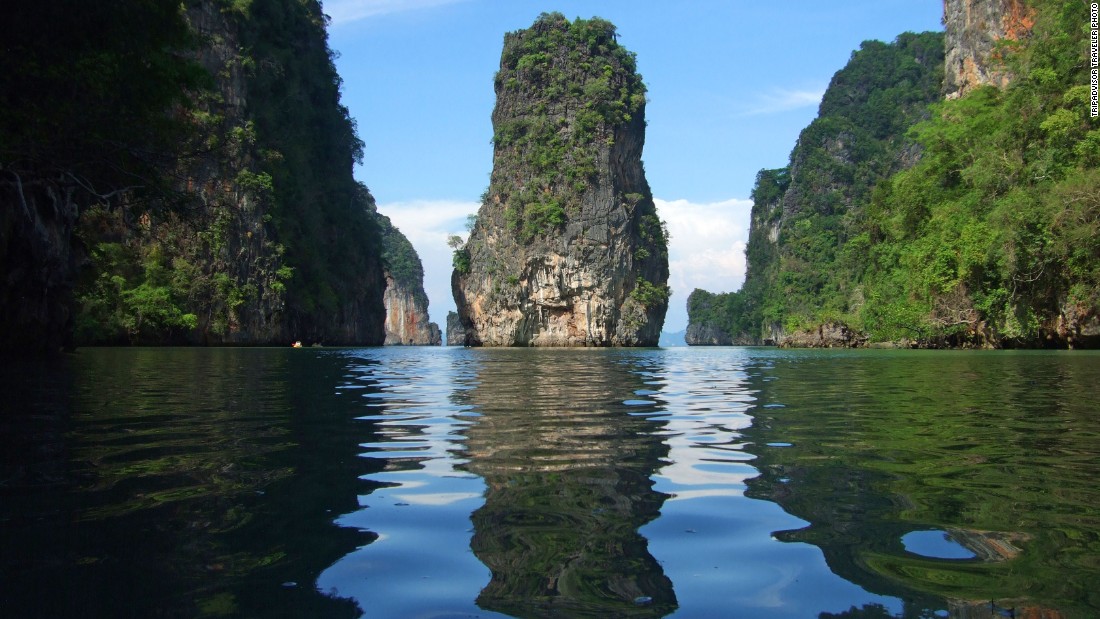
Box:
[452,13,669,346]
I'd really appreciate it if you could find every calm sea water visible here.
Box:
[2,347,1099,618]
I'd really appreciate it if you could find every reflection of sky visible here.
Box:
[316,348,511,619]
[631,348,757,498]
[317,347,903,618]
[639,348,902,618]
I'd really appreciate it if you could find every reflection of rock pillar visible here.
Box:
[460,351,676,617]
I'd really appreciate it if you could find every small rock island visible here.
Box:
[452,12,669,346]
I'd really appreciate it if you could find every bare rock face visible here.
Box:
[777,322,867,348]
[446,311,466,346]
[382,276,441,345]
[943,0,1035,99]
[684,323,734,347]
[452,13,669,347]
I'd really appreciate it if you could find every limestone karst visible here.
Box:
[452,13,669,347]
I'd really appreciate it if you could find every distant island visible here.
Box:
[659,330,686,347]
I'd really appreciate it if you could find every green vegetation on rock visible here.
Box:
[378,213,429,309]
[3,0,389,346]
[690,1,1100,348]
[490,12,648,242]
[631,277,670,309]
[857,1,1100,346]
[688,31,945,344]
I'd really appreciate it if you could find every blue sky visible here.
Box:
[325,0,944,333]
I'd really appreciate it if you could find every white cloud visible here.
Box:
[378,200,480,331]
[655,197,754,332]
[324,0,466,26]
[737,87,825,116]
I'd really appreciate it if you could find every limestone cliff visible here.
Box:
[143,0,387,346]
[2,1,388,351]
[684,323,734,347]
[452,13,669,347]
[943,0,1035,98]
[382,275,441,345]
[1,2,202,353]
[777,322,866,348]
[0,178,81,353]
[118,1,300,345]
[446,311,466,346]
[378,213,441,345]
[686,33,945,346]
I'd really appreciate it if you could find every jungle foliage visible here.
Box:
[690,1,1100,347]
[12,0,387,344]
[0,2,207,195]
[858,0,1100,345]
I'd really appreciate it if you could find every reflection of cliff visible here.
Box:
[461,350,675,617]
[0,349,380,617]
[740,352,1096,618]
